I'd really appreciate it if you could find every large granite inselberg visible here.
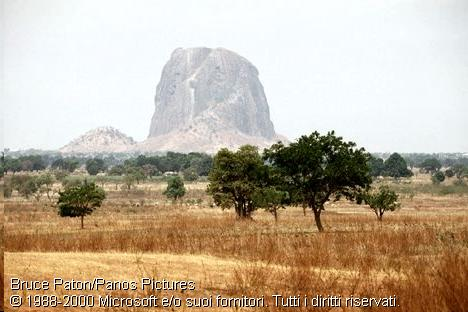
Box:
[142,47,284,153]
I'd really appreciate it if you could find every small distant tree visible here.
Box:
[183,167,199,181]
[419,158,442,173]
[431,171,445,184]
[108,165,126,176]
[252,186,288,222]
[445,169,454,178]
[163,176,186,201]
[361,185,400,221]
[12,175,39,199]
[452,164,468,181]
[52,158,79,172]
[123,174,136,190]
[86,158,106,175]
[142,164,159,179]
[383,153,413,178]
[36,173,55,201]
[368,156,385,177]
[57,181,106,229]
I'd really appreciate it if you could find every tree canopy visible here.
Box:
[57,181,106,228]
[360,185,400,221]
[419,158,442,173]
[207,145,270,219]
[264,131,372,231]
[383,153,413,178]
[163,176,186,201]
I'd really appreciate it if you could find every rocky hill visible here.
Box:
[141,47,285,153]
[60,127,136,154]
[60,48,286,154]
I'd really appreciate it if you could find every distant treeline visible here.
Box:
[1,150,467,179]
[1,152,212,179]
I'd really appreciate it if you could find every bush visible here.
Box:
[431,171,445,184]
[163,176,186,201]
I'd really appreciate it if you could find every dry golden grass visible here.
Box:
[3,179,468,311]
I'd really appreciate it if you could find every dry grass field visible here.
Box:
[3,175,468,311]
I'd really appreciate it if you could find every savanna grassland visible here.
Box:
[3,174,468,311]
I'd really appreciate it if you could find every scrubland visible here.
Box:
[3,174,468,311]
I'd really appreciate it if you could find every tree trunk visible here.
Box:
[313,208,324,232]
[81,215,84,229]
[273,209,278,223]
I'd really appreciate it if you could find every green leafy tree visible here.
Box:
[383,153,413,178]
[431,171,445,184]
[252,186,289,222]
[368,156,385,177]
[57,181,106,229]
[163,176,186,201]
[265,131,371,231]
[360,185,400,221]
[85,158,106,175]
[419,158,442,173]
[207,145,269,219]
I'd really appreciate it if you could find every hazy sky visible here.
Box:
[3,0,468,152]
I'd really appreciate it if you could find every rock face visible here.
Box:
[143,47,284,153]
[60,127,136,154]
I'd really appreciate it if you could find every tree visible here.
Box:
[431,171,445,184]
[265,131,371,231]
[142,164,159,179]
[360,185,400,221]
[368,156,385,177]
[452,164,468,181]
[183,167,199,181]
[445,169,454,178]
[383,153,413,178]
[419,158,442,173]
[207,145,269,219]
[123,174,136,190]
[85,158,106,175]
[108,164,126,176]
[57,181,106,229]
[252,186,288,222]
[125,166,145,184]
[163,176,186,201]
[51,158,79,172]
[36,173,55,201]
[11,175,39,199]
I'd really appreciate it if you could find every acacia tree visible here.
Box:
[57,181,106,229]
[207,145,269,219]
[264,131,371,232]
[360,185,400,221]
